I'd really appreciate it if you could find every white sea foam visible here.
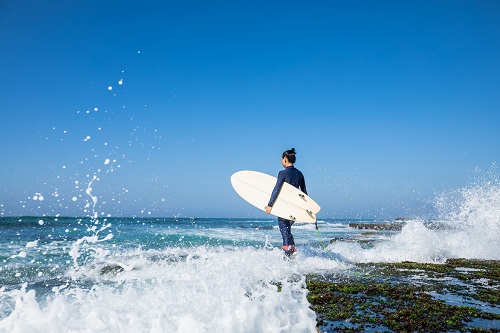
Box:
[329,175,500,263]
[25,240,38,248]
[0,245,341,333]
[9,251,27,259]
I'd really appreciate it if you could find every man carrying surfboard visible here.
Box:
[265,148,307,258]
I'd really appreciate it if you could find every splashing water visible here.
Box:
[0,215,348,333]
[329,172,500,263]
[1,174,498,331]
[432,172,500,259]
[435,172,500,232]
[0,246,324,333]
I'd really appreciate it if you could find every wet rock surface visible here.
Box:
[307,259,500,332]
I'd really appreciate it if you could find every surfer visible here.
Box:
[265,148,307,257]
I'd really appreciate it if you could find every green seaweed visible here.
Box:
[307,259,500,332]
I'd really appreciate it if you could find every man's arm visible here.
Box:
[300,176,307,195]
[265,171,285,213]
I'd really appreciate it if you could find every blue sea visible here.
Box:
[1,177,499,333]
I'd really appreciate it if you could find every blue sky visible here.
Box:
[1,1,499,219]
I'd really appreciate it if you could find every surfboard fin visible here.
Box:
[305,210,317,223]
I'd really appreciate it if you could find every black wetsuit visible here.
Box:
[267,166,307,249]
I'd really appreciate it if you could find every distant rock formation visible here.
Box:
[348,223,404,231]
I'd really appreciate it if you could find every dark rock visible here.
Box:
[349,223,404,231]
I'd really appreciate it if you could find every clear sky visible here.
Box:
[1,1,499,219]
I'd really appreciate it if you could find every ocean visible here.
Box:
[1,173,499,332]
[0,182,499,332]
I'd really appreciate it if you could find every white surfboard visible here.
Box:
[231,170,321,223]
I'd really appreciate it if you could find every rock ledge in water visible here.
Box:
[348,223,404,231]
[307,258,500,332]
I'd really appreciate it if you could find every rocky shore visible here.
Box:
[307,259,500,332]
